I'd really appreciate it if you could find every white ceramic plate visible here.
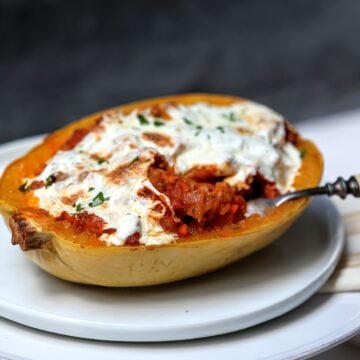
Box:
[1,293,360,360]
[0,137,344,343]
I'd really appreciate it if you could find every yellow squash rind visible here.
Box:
[0,94,323,286]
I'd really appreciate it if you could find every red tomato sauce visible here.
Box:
[142,155,279,238]
[62,129,90,150]
[57,211,116,237]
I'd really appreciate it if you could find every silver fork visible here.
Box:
[247,175,360,214]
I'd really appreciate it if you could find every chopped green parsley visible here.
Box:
[194,125,203,136]
[154,119,165,127]
[45,175,55,188]
[183,117,193,125]
[137,114,150,125]
[72,203,85,212]
[89,191,110,208]
[222,112,237,122]
[97,158,109,165]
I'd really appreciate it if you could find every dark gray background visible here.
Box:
[1,0,360,144]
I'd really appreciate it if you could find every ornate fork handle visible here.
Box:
[274,175,360,207]
[324,175,360,198]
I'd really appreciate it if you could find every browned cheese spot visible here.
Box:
[150,105,172,120]
[61,191,86,205]
[142,132,173,147]
[236,127,253,136]
[107,158,149,185]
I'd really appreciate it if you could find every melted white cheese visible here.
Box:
[30,101,301,246]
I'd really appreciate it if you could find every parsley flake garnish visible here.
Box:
[45,175,55,188]
[137,114,150,125]
[72,203,84,212]
[89,191,110,208]
[18,182,30,193]
[300,149,307,159]
[217,126,225,134]
[88,187,95,192]
[194,125,203,136]
[154,119,165,127]
[222,112,237,122]
[97,158,109,165]
[183,117,193,125]
[131,156,139,164]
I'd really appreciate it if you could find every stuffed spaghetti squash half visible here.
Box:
[0,94,323,286]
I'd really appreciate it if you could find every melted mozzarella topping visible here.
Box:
[30,101,301,246]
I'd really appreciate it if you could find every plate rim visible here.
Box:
[271,305,360,360]
[0,295,360,360]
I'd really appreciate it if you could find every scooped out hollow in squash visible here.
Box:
[0,94,323,286]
